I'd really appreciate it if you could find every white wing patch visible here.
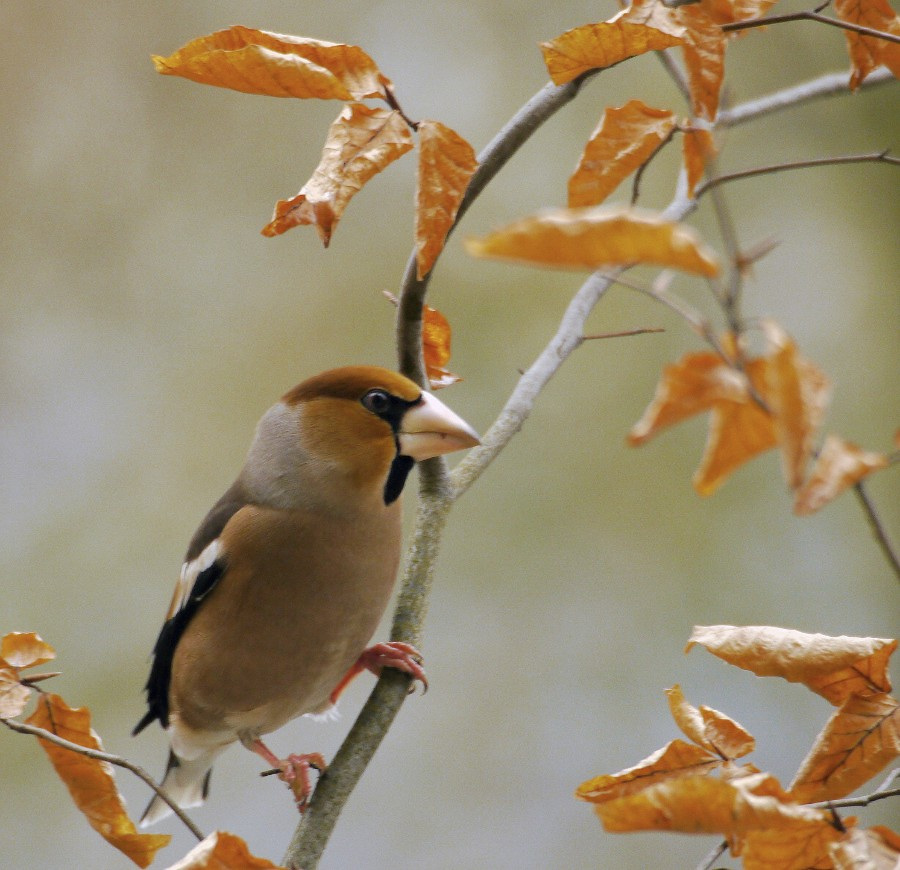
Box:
[165,538,221,621]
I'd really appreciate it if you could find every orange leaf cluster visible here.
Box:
[0,631,57,719]
[579,626,900,868]
[26,692,170,867]
[628,323,890,505]
[835,0,900,89]
[466,205,720,276]
[167,831,283,869]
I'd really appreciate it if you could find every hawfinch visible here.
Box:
[133,366,479,825]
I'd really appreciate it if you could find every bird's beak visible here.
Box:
[398,392,481,461]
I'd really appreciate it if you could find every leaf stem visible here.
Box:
[2,716,205,841]
[853,479,900,581]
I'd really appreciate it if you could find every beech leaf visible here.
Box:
[576,739,721,804]
[703,0,781,25]
[678,5,728,121]
[25,694,170,867]
[788,692,900,803]
[167,831,283,869]
[261,103,414,243]
[153,26,390,101]
[665,685,755,759]
[794,434,890,515]
[415,120,478,279]
[686,625,897,705]
[740,818,853,870]
[422,304,462,390]
[834,0,900,89]
[829,825,900,869]
[682,126,716,198]
[466,205,720,276]
[0,631,57,719]
[568,101,676,207]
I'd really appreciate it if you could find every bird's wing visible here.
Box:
[133,488,249,736]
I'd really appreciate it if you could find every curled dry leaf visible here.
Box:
[167,831,283,869]
[26,694,170,867]
[665,685,755,759]
[686,625,897,705]
[794,434,890,515]
[568,101,676,208]
[422,304,462,390]
[415,120,478,280]
[0,631,57,719]
[703,0,781,25]
[682,126,716,198]
[762,320,831,491]
[465,205,720,276]
[576,738,721,804]
[829,825,900,869]
[262,103,414,244]
[540,3,685,86]
[834,0,900,89]
[788,692,900,803]
[677,5,728,121]
[740,817,852,870]
[153,26,391,101]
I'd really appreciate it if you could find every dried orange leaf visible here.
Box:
[167,830,283,869]
[628,351,747,445]
[788,693,900,803]
[466,205,720,276]
[540,13,685,85]
[687,625,897,704]
[568,101,676,207]
[577,738,720,804]
[703,0,781,24]
[678,5,728,120]
[0,668,31,719]
[422,304,462,390]
[665,685,755,759]
[682,126,716,198]
[835,0,900,89]
[693,358,777,495]
[25,694,170,867]
[762,321,831,490]
[1,631,56,669]
[794,434,890,515]
[415,120,478,279]
[153,26,390,101]
[741,818,851,870]
[594,774,830,839]
[262,103,414,244]
[830,826,900,869]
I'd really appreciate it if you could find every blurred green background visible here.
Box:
[2,2,898,868]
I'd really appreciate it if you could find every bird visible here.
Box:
[133,366,479,826]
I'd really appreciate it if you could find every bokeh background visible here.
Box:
[3,2,898,868]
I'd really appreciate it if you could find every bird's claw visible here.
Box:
[329,641,428,704]
[278,752,328,813]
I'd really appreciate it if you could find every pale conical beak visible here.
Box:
[398,392,480,461]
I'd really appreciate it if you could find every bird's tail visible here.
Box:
[140,750,213,827]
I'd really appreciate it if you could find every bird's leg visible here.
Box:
[246,737,327,812]
[329,641,428,704]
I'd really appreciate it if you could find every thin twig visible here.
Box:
[723,9,900,43]
[631,126,679,205]
[2,717,205,841]
[695,839,728,870]
[582,327,665,340]
[853,480,900,581]
[694,151,897,198]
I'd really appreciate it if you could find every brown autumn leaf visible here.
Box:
[665,685,756,759]
[740,818,852,870]
[677,5,728,121]
[686,625,897,705]
[788,693,900,803]
[261,103,414,244]
[422,304,462,390]
[576,739,721,804]
[762,320,831,490]
[167,830,283,869]
[153,26,390,101]
[682,126,717,198]
[415,120,478,279]
[830,825,900,869]
[627,350,747,445]
[568,101,676,207]
[0,631,57,719]
[794,434,890,515]
[702,0,781,25]
[540,4,686,85]
[693,357,778,495]
[466,205,720,276]
[835,0,900,89]
[26,694,170,867]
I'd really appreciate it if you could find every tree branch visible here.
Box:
[2,716,205,842]
[853,479,900,581]
[723,9,900,43]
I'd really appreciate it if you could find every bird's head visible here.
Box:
[243,366,480,510]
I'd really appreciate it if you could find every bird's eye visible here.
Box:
[361,389,391,416]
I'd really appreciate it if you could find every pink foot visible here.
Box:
[248,738,327,812]
[330,641,427,704]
